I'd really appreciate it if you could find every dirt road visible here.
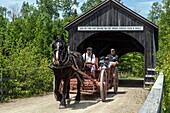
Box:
[0,87,148,113]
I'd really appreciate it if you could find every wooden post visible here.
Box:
[144,32,156,88]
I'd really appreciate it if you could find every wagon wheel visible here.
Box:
[113,77,118,94]
[100,69,107,102]
[113,68,118,94]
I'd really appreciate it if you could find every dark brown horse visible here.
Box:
[49,35,84,109]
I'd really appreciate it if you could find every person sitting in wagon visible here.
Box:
[82,47,96,75]
[99,56,108,69]
[105,48,119,70]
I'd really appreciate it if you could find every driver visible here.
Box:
[82,47,96,74]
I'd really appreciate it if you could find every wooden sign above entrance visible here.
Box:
[78,26,144,31]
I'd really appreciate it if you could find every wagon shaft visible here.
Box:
[71,65,96,84]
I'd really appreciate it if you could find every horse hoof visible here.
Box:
[59,105,66,109]
[75,100,80,104]
[75,96,80,101]
[66,99,71,105]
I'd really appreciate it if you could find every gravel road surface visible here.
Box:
[0,87,149,113]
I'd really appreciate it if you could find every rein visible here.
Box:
[62,47,70,65]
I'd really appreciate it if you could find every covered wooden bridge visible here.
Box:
[64,0,158,86]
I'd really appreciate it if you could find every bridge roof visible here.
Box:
[65,0,158,29]
[64,0,158,51]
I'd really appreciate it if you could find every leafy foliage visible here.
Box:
[148,0,170,112]
[119,52,144,78]
[0,0,77,101]
[147,2,162,24]
[80,0,122,13]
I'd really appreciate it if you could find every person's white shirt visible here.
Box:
[82,53,95,64]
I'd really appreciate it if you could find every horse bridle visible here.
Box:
[53,41,70,67]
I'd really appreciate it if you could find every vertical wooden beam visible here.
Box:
[144,32,148,88]
[148,32,152,68]
[152,33,156,68]
[144,30,156,88]
[68,30,73,50]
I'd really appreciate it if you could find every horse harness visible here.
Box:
[52,47,79,70]
[84,53,94,62]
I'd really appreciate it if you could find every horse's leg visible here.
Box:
[59,78,69,109]
[66,79,71,105]
[75,75,81,102]
[54,75,62,102]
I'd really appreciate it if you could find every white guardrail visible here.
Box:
[138,72,164,113]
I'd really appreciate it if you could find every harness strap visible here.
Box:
[71,54,79,69]
[52,64,71,69]
[62,46,71,65]
[85,53,93,62]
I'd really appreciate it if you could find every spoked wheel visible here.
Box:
[113,68,119,94]
[113,77,118,94]
[100,69,107,102]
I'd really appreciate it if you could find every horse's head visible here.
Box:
[52,35,67,66]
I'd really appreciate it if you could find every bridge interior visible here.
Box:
[77,32,144,58]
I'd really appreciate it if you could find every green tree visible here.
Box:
[60,0,79,18]
[147,2,162,24]
[119,52,144,78]
[80,0,122,13]
[0,6,8,68]
[80,0,103,13]
[7,4,20,22]
[36,0,60,20]
[21,2,35,18]
[0,2,55,100]
[149,0,170,112]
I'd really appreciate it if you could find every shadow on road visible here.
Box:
[117,91,127,94]
[107,90,127,97]
[67,93,100,109]
[68,101,99,110]
[67,90,127,109]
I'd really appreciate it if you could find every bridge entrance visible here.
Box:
[64,0,158,87]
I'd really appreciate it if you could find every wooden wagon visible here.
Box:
[70,58,119,102]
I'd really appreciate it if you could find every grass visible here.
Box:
[119,72,143,80]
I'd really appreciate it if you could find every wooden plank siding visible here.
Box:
[67,2,156,51]
[65,0,158,84]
